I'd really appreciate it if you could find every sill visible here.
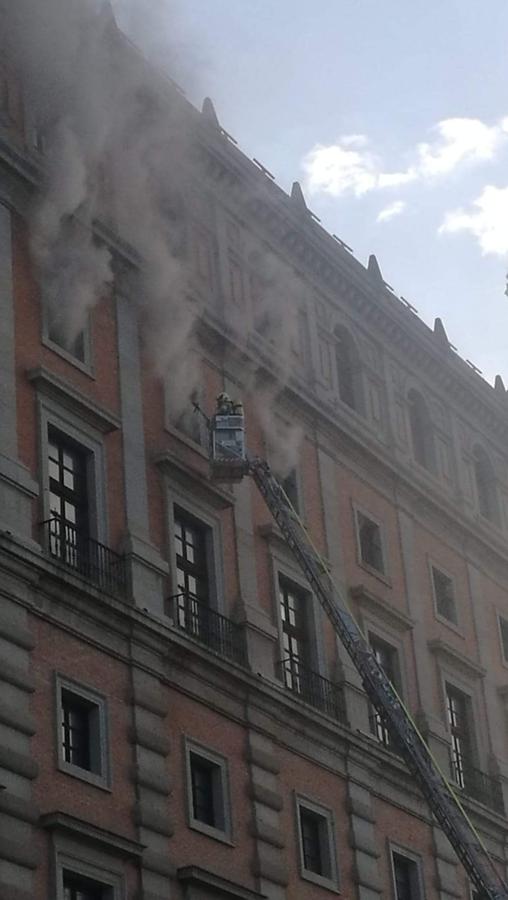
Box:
[300,869,340,894]
[42,334,95,379]
[164,422,209,460]
[358,560,392,588]
[188,818,234,846]
[58,759,111,792]
[434,611,464,638]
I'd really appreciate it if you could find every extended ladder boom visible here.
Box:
[249,457,508,900]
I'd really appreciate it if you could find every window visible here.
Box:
[446,684,474,788]
[279,468,300,513]
[43,297,92,370]
[279,577,309,692]
[407,389,435,471]
[48,428,90,570]
[391,851,423,900]
[369,634,400,746]
[296,797,339,891]
[334,325,362,412]
[63,871,109,900]
[56,677,109,788]
[173,388,204,446]
[356,511,385,574]
[473,446,499,524]
[498,615,508,664]
[185,741,231,842]
[174,508,211,633]
[432,566,457,625]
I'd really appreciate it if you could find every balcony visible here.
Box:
[277,657,347,723]
[41,517,127,598]
[171,592,247,667]
[450,755,505,815]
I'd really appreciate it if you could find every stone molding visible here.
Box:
[178,865,266,899]
[428,639,486,679]
[40,811,145,858]
[27,366,121,433]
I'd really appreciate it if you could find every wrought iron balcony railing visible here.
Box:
[171,592,248,667]
[450,754,505,815]
[41,517,127,598]
[277,657,347,723]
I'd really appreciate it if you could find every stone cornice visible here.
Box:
[154,449,235,509]
[428,638,486,679]
[40,811,144,858]
[350,585,414,632]
[27,366,121,433]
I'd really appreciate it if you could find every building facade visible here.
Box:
[1,24,508,900]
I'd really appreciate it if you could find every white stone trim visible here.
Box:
[294,792,340,893]
[184,736,233,845]
[54,673,111,791]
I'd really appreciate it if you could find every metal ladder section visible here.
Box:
[248,456,508,900]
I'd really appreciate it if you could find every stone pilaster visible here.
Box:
[130,668,173,900]
[247,730,288,900]
[432,826,461,900]
[0,593,39,900]
[346,761,382,900]
[116,289,168,615]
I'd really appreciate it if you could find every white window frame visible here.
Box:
[295,793,340,893]
[167,489,225,616]
[55,850,124,900]
[55,673,111,791]
[271,552,326,679]
[353,503,390,583]
[164,378,208,456]
[366,624,405,748]
[428,559,461,632]
[389,843,425,900]
[38,396,108,545]
[184,737,232,844]
[42,299,94,376]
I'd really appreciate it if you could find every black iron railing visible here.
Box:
[171,592,247,667]
[450,754,505,815]
[278,657,346,723]
[41,517,127,598]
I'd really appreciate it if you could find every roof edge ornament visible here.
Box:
[433,317,449,347]
[367,253,384,284]
[290,181,308,213]
[495,374,506,394]
[201,97,220,128]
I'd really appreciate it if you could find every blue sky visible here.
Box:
[118,0,508,384]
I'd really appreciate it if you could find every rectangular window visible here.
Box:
[432,567,457,624]
[391,851,423,900]
[43,298,92,370]
[369,634,400,747]
[56,677,109,789]
[356,511,385,573]
[48,428,90,571]
[173,389,204,446]
[185,741,231,842]
[498,615,508,664]
[279,577,309,693]
[280,468,300,513]
[63,871,108,900]
[296,797,339,891]
[446,684,474,788]
[174,508,210,634]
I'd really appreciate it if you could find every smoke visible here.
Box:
[2,0,306,466]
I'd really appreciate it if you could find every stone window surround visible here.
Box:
[183,736,233,845]
[166,486,226,615]
[36,392,109,546]
[47,822,128,900]
[352,501,391,585]
[427,557,463,636]
[41,298,94,377]
[54,673,111,791]
[163,368,208,456]
[431,651,485,771]
[389,841,426,900]
[294,792,340,893]
[362,614,408,747]
[269,546,326,679]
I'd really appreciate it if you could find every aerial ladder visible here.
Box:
[207,394,508,900]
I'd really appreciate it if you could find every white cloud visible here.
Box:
[302,116,508,199]
[377,200,406,223]
[439,185,508,255]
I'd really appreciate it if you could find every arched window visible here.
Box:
[334,326,363,413]
[473,446,499,523]
[407,389,435,471]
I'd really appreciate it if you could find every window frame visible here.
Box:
[295,793,340,893]
[407,388,435,474]
[184,738,232,844]
[428,560,460,632]
[55,851,124,900]
[38,397,108,547]
[167,492,225,616]
[389,843,425,900]
[353,504,389,582]
[42,299,94,376]
[55,674,111,791]
[445,681,477,790]
[497,612,508,668]
[272,556,325,681]
[334,323,364,415]
[367,629,403,749]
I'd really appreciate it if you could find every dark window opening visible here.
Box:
[60,688,101,775]
[174,389,203,445]
[357,512,384,573]
[335,326,361,411]
[432,567,457,624]
[300,808,326,875]
[446,685,474,788]
[279,578,309,693]
[48,315,86,363]
[499,616,508,663]
[63,870,107,900]
[473,446,498,523]
[392,853,421,900]
[280,468,299,513]
[407,389,434,471]
[189,750,225,832]
[369,634,400,746]
[48,429,89,566]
